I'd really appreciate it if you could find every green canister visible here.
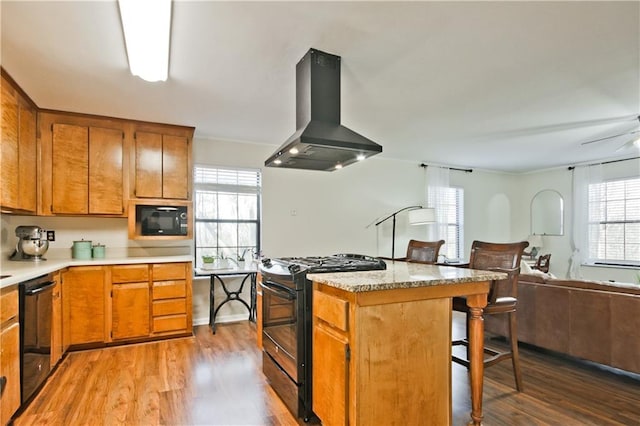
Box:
[92,244,106,259]
[72,240,92,259]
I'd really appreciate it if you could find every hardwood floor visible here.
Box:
[14,319,640,426]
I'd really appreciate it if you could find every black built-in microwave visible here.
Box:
[136,205,188,236]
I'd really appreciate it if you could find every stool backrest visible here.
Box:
[406,239,445,264]
[469,240,529,304]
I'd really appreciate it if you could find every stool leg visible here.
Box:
[509,311,524,392]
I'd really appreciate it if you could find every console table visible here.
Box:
[195,266,258,333]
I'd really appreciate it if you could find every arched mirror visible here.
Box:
[531,190,564,236]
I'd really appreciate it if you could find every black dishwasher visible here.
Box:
[19,273,55,404]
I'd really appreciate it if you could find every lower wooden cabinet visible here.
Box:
[256,273,263,349]
[61,262,192,349]
[62,266,107,346]
[51,271,63,367]
[0,287,20,425]
[312,284,453,426]
[151,263,192,334]
[110,265,150,340]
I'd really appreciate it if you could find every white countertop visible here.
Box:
[0,249,192,289]
[307,261,506,293]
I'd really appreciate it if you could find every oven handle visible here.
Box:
[24,281,55,296]
[260,280,296,300]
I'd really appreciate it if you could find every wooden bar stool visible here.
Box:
[452,240,529,392]
[402,239,445,264]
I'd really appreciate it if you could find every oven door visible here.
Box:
[261,279,299,383]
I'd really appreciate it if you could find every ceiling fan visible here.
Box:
[580,114,640,152]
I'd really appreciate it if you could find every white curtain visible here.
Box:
[425,165,450,244]
[569,164,603,278]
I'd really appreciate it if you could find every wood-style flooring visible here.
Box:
[14,317,640,425]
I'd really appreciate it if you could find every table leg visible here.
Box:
[209,275,216,334]
[466,292,488,426]
[249,273,257,322]
[209,272,255,334]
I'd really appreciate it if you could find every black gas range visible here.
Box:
[259,254,386,421]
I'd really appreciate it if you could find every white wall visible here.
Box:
[513,158,640,283]
[2,137,637,326]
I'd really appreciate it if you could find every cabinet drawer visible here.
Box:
[111,264,149,283]
[152,280,186,300]
[153,314,187,333]
[152,263,186,281]
[153,299,186,316]
[0,287,18,325]
[313,290,348,332]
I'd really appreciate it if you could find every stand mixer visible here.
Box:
[10,226,49,261]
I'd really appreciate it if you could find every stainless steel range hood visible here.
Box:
[265,48,382,171]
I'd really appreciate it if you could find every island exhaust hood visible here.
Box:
[265,48,382,171]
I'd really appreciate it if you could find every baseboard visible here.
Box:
[193,313,250,327]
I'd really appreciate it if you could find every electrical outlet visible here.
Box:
[46,230,55,241]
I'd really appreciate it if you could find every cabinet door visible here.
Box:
[0,80,19,209]
[18,102,37,212]
[112,282,150,340]
[312,324,349,426]
[162,135,189,199]
[51,276,63,367]
[0,322,20,425]
[89,127,124,214]
[62,267,106,345]
[134,131,163,198]
[52,123,89,214]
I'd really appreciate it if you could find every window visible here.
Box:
[438,187,464,261]
[194,166,261,267]
[588,177,640,266]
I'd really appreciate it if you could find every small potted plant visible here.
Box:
[202,254,216,269]
[236,248,250,269]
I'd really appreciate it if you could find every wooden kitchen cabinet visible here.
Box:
[49,122,124,215]
[51,271,63,368]
[256,273,263,349]
[62,266,107,346]
[312,285,453,426]
[0,287,20,425]
[110,264,150,340]
[1,71,37,213]
[151,263,192,334]
[133,129,191,200]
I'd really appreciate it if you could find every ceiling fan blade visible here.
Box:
[580,114,640,146]
[615,135,640,152]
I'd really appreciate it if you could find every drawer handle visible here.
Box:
[0,376,6,397]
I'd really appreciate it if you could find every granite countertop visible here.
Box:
[307,261,507,293]
[0,247,193,289]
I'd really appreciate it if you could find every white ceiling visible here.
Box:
[2,1,639,173]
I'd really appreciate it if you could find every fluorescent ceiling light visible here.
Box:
[118,0,172,82]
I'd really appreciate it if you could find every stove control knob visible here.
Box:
[288,264,301,274]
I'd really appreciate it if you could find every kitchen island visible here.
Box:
[308,262,505,426]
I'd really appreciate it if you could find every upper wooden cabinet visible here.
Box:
[1,67,194,217]
[133,129,191,200]
[47,121,125,215]
[1,71,37,213]
[39,112,127,216]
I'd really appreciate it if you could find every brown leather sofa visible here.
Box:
[484,273,640,374]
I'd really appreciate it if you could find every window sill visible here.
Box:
[583,262,640,270]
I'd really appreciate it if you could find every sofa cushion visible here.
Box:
[546,279,640,295]
[519,273,547,284]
